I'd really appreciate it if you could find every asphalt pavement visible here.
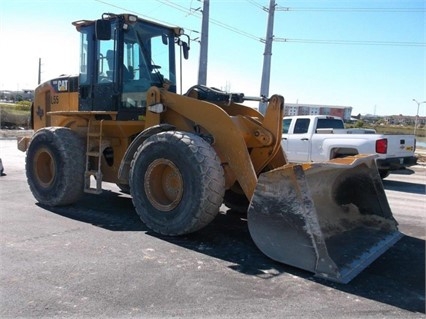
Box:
[0,138,425,318]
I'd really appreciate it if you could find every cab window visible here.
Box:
[282,118,291,134]
[293,119,310,134]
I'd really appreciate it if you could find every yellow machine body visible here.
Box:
[18,13,401,283]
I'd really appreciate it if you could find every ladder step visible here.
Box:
[84,188,103,195]
[84,119,103,195]
[84,171,103,194]
[87,151,100,157]
[88,132,101,137]
[85,170,102,177]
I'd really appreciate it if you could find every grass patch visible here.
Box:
[347,123,425,137]
[0,103,31,128]
[0,102,31,114]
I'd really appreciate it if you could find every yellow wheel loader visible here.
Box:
[18,13,402,283]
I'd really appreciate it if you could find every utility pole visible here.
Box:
[38,58,41,85]
[412,98,426,136]
[259,0,276,114]
[198,0,209,86]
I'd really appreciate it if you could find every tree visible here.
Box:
[355,120,364,128]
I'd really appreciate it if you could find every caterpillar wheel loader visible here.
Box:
[18,13,402,283]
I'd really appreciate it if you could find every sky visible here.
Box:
[0,0,424,116]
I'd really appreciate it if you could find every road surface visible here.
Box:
[0,138,424,318]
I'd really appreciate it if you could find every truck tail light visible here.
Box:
[376,138,388,154]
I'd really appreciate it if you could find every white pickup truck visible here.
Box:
[281,115,417,178]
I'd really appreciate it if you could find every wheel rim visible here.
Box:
[144,159,183,211]
[33,147,56,188]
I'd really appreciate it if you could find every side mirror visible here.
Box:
[182,41,189,60]
[176,36,190,60]
[161,33,168,45]
[95,19,111,40]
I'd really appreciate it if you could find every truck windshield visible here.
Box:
[316,119,344,130]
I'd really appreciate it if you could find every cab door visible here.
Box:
[78,23,119,111]
[92,39,119,111]
[286,118,311,162]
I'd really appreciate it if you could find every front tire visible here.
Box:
[379,169,390,179]
[26,127,85,206]
[129,131,225,235]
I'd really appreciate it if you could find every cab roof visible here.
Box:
[72,13,184,36]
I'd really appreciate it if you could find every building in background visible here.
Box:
[284,103,353,121]
[0,90,34,102]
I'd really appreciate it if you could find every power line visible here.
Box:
[94,0,424,47]
[156,0,197,16]
[246,0,265,10]
[94,0,164,23]
[209,18,261,41]
[94,0,260,42]
[157,0,262,41]
[156,1,425,46]
[276,7,426,12]
[93,0,198,33]
[275,38,426,47]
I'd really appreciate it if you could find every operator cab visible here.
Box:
[73,13,189,120]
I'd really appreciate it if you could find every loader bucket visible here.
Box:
[247,155,402,283]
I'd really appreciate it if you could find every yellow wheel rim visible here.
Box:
[34,147,56,188]
[144,159,183,211]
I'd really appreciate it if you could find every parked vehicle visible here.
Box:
[282,115,417,178]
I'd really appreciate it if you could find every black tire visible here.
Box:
[379,169,390,179]
[129,131,225,235]
[26,127,85,206]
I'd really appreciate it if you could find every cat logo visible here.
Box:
[57,80,68,92]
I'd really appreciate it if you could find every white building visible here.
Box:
[284,103,353,121]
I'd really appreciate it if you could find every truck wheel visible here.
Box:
[129,131,225,235]
[26,127,85,206]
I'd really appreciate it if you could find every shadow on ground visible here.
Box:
[39,189,425,314]
[383,179,426,195]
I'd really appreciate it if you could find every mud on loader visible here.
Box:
[18,13,402,283]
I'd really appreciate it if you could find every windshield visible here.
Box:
[124,21,176,89]
[116,21,177,108]
[77,17,179,112]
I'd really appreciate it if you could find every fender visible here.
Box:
[317,137,372,161]
[117,124,176,182]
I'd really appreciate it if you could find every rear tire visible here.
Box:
[26,127,85,206]
[129,131,225,235]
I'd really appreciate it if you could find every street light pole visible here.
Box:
[412,99,426,136]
